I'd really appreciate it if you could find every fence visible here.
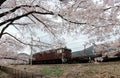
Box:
[0,65,41,78]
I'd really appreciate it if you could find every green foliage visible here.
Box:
[40,67,64,76]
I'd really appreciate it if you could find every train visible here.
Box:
[32,48,71,64]
[32,47,120,64]
[32,47,102,64]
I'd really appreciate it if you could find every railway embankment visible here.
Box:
[1,62,120,78]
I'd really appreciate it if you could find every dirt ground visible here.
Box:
[2,62,120,78]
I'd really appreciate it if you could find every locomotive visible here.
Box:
[32,48,71,64]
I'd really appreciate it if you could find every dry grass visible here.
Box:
[0,71,13,78]
[5,62,120,78]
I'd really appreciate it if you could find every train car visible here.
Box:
[32,48,71,64]
[70,46,102,63]
[102,50,120,62]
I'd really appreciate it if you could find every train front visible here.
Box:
[57,48,72,63]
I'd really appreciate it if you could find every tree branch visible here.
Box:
[0,11,54,26]
[2,32,54,48]
[12,23,33,25]
[0,5,44,18]
[58,14,87,25]
[0,21,13,38]
[0,0,7,6]
[12,24,24,37]
[30,14,56,37]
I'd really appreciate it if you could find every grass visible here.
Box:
[86,67,95,75]
[40,67,64,77]
[0,71,8,78]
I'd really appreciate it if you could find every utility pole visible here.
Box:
[84,45,86,56]
[60,1,63,64]
[30,37,33,65]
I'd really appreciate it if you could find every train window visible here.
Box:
[57,49,62,53]
[62,49,64,52]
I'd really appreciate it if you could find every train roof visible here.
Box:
[33,47,71,55]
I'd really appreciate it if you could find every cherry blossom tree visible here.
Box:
[0,0,120,50]
[0,36,23,58]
